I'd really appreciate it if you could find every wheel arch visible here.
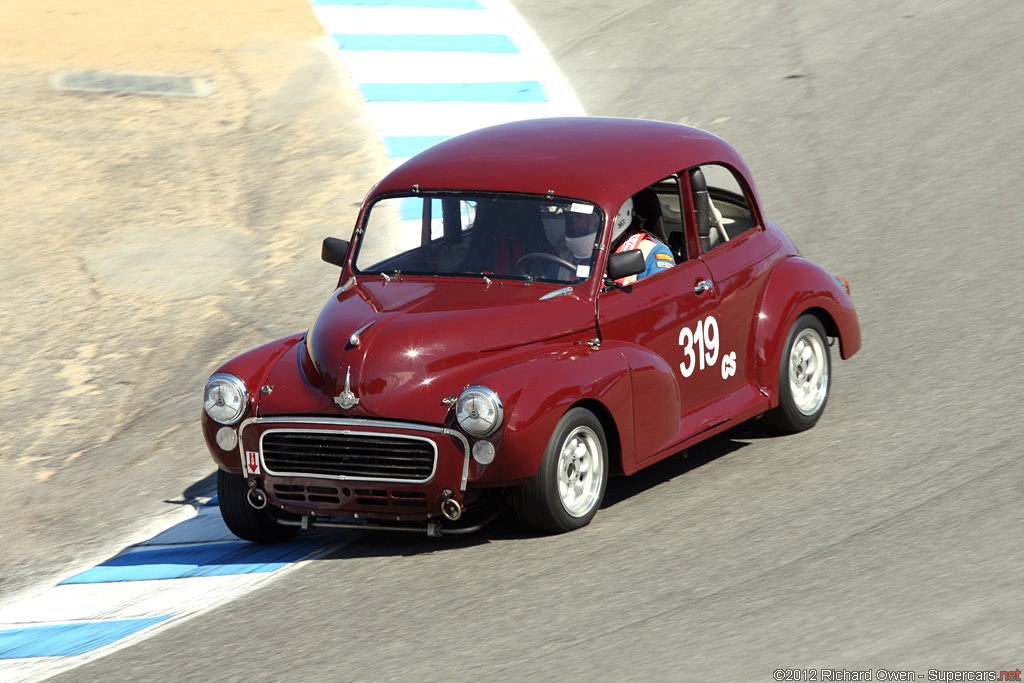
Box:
[805,305,839,339]
[754,257,861,405]
[570,397,624,476]
[473,345,635,483]
[511,404,611,534]
[202,333,305,472]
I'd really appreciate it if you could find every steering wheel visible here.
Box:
[514,252,578,276]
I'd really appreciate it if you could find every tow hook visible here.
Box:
[440,489,462,521]
[246,478,268,510]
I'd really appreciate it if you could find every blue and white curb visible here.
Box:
[0,501,336,681]
[0,2,581,679]
[312,0,584,167]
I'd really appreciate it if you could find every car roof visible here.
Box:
[372,117,757,210]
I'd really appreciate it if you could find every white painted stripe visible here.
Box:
[0,551,336,682]
[313,6,502,35]
[0,505,199,615]
[341,51,544,85]
[365,100,566,137]
[135,504,238,546]
[0,575,270,625]
[0,658,60,683]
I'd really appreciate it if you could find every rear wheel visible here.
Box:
[514,407,608,533]
[217,469,297,543]
[763,314,831,434]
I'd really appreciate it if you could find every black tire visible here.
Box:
[513,407,609,533]
[762,314,831,434]
[217,469,297,544]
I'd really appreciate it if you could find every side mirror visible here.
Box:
[606,249,645,281]
[321,237,350,268]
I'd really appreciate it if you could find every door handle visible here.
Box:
[694,279,713,294]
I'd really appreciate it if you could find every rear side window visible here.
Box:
[691,164,758,253]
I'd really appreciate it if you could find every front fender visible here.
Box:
[754,256,861,404]
[201,334,304,471]
[470,343,636,483]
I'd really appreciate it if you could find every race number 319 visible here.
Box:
[679,316,720,377]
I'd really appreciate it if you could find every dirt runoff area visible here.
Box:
[0,0,385,601]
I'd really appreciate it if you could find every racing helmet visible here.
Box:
[611,197,634,243]
[564,208,601,259]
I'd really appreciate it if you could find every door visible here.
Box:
[687,163,774,422]
[597,258,726,465]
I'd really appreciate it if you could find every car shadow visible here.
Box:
[600,422,756,509]
[308,423,760,559]
[163,470,218,510]
[168,420,769,563]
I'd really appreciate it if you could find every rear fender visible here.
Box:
[754,257,861,404]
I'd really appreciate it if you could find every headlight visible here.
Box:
[455,385,503,437]
[203,373,249,425]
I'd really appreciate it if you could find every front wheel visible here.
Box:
[217,469,297,543]
[513,407,608,533]
[762,314,831,434]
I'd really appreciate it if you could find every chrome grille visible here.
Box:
[261,430,436,481]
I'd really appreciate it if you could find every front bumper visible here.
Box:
[237,416,470,522]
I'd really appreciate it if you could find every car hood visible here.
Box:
[259,278,594,421]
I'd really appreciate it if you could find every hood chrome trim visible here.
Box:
[334,367,360,410]
[348,320,374,347]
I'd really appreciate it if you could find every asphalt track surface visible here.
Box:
[33,0,1024,679]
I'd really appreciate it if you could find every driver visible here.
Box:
[609,197,675,285]
[545,206,601,280]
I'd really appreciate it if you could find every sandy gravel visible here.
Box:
[0,0,385,601]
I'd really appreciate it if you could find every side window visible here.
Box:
[689,164,757,254]
[650,178,688,262]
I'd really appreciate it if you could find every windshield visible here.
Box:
[353,193,603,284]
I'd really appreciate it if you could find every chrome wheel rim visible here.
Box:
[789,328,829,416]
[557,426,604,517]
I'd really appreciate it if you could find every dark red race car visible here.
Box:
[201,117,860,541]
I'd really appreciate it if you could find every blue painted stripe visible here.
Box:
[59,538,330,584]
[0,617,171,659]
[332,34,518,53]
[384,135,448,158]
[316,0,483,7]
[360,81,546,103]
